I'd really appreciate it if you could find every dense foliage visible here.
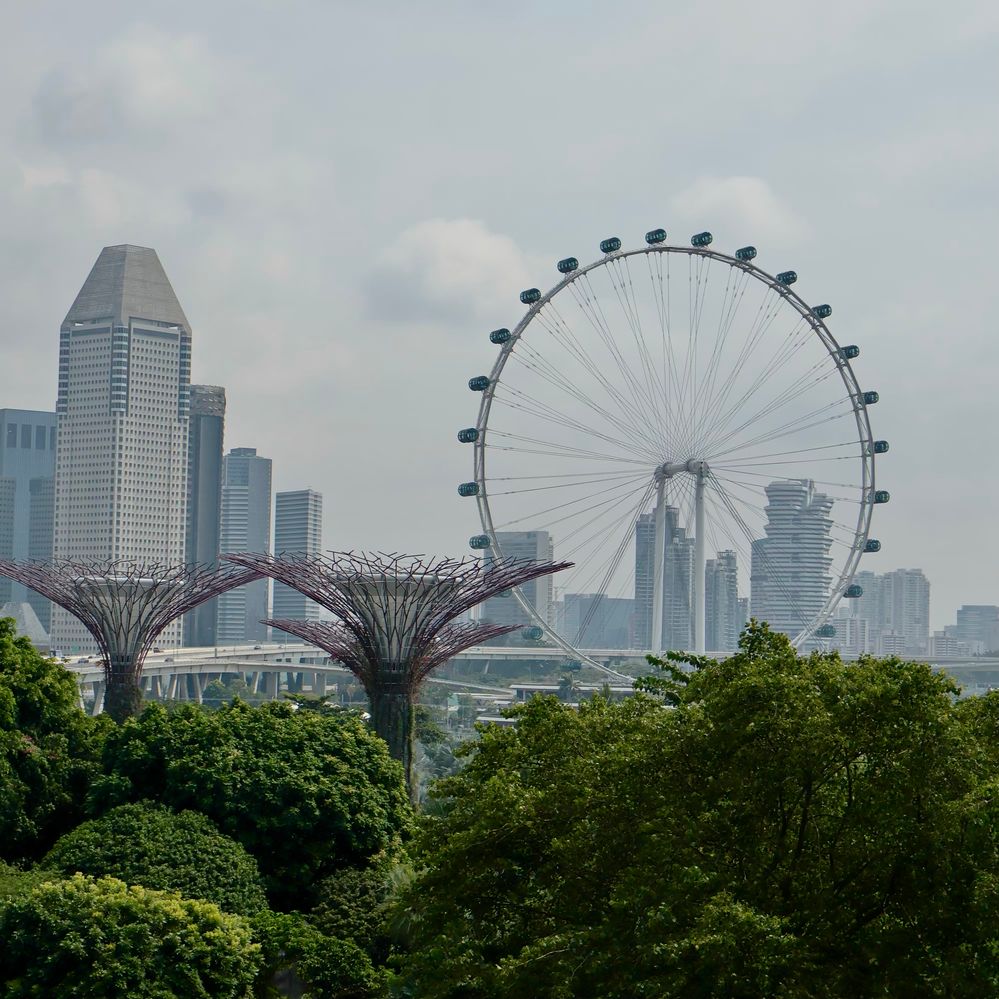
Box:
[0,618,106,861]
[43,801,267,916]
[398,624,999,998]
[0,874,260,998]
[88,699,410,908]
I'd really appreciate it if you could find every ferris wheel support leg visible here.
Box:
[651,476,667,655]
[694,466,706,654]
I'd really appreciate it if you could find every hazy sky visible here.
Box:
[1,1,996,629]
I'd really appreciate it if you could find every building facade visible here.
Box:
[705,550,740,653]
[562,593,633,649]
[750,480,833,643]
[183,385,226,646]
[217,448,272,644]
[272,489,324,640]
[52,245,191,651]
[0,409,56,628]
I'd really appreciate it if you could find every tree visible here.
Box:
[252,909,388,998]
[0,618,107,862]
[89,700,411,910]
[0,874,260,998]
[43,801,267,916]
[396,624,999,997]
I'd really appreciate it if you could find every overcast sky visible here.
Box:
[1,1,997,629]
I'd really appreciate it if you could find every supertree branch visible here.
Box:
[234,551,571,801]
[0,558,262,722]
[264,618,519,695]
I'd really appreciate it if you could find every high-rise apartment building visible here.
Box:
[662,527,694,651]
[950,605,999,652]
[217,448,272,644]
[705,550,740,652]
[480,531,555,639]
[0,409,56,628]
[183,386,226,647]
[272,489,323,640]
[634,507,679,649]
[751,480,833,642]
[880,568,930,656]
[52,245,191,651]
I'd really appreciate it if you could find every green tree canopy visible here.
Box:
[397,624,999,998]
[89,700,411,909]
[0,874,260,998]
[0,618,107,862]
[43,801,267,916]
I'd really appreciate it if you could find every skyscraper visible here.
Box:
[217,447,272,644]
[880,568,930,656]
[272,489,324,640]
[562,593,633,648]
[662,526,694,650]
[633,507,679,649]
[750,480,833,642]
[480,531,555,638]
[0,409,56,627]
[705,550,739,652]
[53,245,191,651]
[183,385,226,647]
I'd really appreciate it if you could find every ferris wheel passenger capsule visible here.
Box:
[691,231,713,247]
[521,625,544,640]
[457,428,478,443]
[469,534,491,550]
[843,584,863,598]
[839,345,860,360]
[816,623,837,638]
[873,440,889,454]
[557,257,579,273]
[490,328,511,344]
[864,539,882,553]
[599,237,622,254]
[735,246,757,261]
[520,288,541,304]
[862,390,879,405]
[873,490,890,504]
[776,270,798,286]
[812,304,832,319]
[458,482,479,497]
[645,228,668,244]
[468,376,490,391]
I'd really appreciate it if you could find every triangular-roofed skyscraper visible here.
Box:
[52,245,193,652]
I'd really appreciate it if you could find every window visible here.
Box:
[20,425,31,448]
[35,426,46,449]
[5,425,15,448]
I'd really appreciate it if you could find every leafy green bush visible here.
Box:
[43,801,267,915]
[0,874,260,997]
[308,862,394,959]
[89,700,411,909]
[252,909,388,999]
[0,860,58,901]
[0,618,107,862]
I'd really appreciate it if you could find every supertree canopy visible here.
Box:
[0,558,262,722]
[226,551,571,798]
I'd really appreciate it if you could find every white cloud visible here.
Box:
[365,218,538,325]
[670,177,809,247]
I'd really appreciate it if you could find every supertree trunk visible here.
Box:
[104,654,143,723]
[367,680,416,803]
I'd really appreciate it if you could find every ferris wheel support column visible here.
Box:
[691,461,707,654]
[651,474,667,655]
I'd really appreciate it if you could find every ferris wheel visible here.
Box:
[456,229,888,657]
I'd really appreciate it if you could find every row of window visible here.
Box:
[5,424,56,451]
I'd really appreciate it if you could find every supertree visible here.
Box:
[225,551,571,798]
[0,558,262,722]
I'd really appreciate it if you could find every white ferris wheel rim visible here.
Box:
[468,240,878,664]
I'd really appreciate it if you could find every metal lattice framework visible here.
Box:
[0,558,262,721]
[226,550,571,797]
[263,618,521,695]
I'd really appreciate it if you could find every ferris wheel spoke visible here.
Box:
[486,434,651,467]
[646,253,692,451]
[492,386,661,462]
[530,306,660,443]
[553,479,656,560]
[506,345,657,451]
[487,469,653,497]
[706,440,862,465]
[705,401,852,461]
[697,314,813,454]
